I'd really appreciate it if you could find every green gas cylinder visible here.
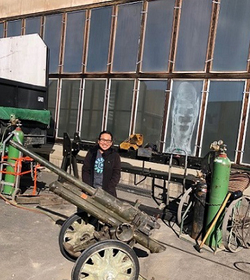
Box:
[2,127,24,195]
[205,143,231,248]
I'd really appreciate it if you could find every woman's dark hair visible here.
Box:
[98,130,113,141]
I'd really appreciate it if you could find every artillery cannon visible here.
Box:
[9,139,166,279]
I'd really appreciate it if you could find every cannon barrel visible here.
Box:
[10,140,160,231]
[9,140,166,253]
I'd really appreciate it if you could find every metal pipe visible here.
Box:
[60,181,128,225]
[50,181,122,227]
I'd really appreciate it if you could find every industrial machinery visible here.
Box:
[0,34,50,146]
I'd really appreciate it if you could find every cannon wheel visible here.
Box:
[222,196,250,252]
[71,239,139,280]
[177,187,195,233]
[59,211,101,262]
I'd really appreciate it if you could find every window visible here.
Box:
[57,80,81,138]
[212,0,250,71]
[43,14,62,73]
[7,20,22,37]
[142,0,175,72]
[25,17,41,35]
[8,1,250,167]
[86,7,112,72]
[63,11,85,73]
[165,80,203,155]
[201,81,244,160]
[135,80,167,147]
[242,107,250,164]
[0,23,3,38]
[47,79,58,138]
[80,80,106,141]
[174,0,212,71]
[107,80,134,143]
[112,2,142,72]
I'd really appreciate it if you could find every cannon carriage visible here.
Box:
[6,135,165,280]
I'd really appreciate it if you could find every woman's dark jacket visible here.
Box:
[82,145,121,197]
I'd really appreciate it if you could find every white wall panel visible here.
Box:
[0,34,47,86]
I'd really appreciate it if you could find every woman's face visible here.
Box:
[98,133,113,151]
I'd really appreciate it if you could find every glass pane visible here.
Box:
[135,80,167,148]
[63,11,85,73]
[107,80,134,143]
[202,81,244,160]
[86,7,112,72]
[80,80,106,141]
[142,0,175,72]
[213,0,250,71]
[242,108,250,164]
[165,80,203,156]
[7,20,22,37]
[175,0,212,71]
[113,2,142,72]
[0,23,3,38]
[44,14,62,73]
[58,80,81,138]
[25,17,41,35]
[47,79,58,138]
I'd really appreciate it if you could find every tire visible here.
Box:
[72,240,140,280]
[58,212,99,262]
[222,196,250,252]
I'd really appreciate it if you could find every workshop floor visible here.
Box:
[0,170,250,280]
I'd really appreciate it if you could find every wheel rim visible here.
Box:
[222,196,250,252]
[64,220,95,255]
[72,240,139,280]
[59,212,100,261]
[80,248,135,279]
[241,197,250,248]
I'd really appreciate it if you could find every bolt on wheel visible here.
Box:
[72,239,139,280]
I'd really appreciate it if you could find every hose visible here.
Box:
[0,192,59,222]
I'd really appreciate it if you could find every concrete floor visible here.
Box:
[0,170,250,280]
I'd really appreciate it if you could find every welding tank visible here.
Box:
[204,146,231,248]
[2,127,24,195]
[191,178,207,240]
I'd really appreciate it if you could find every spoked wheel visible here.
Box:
[59,212,102,262]
[222,196,250,252]
[177,187,195,234]
[72,240,140,280]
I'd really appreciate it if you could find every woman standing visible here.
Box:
[82,131,121,197]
